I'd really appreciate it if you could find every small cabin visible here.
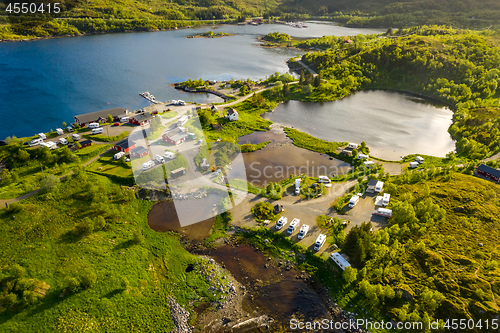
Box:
[130,146,149,158]
[225,108,239,121]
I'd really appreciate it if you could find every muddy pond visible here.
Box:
[229,126,351,186]
[263,90,456,160]
[195,244,340,332]
[147,196,221,240]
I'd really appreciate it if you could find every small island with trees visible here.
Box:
[187,30,235,38]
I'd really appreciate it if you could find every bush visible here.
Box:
[65,276,81,293]
[73,217,94,236]
[133,230,145,244]
[120,276,130,290]
[80,270,97,289]
[252,201,275,221]
[94,216,106,231]
[10,264,25,279]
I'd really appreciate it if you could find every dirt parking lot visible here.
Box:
[333,192,389,231]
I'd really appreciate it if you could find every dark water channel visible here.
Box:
[197,244,338,332]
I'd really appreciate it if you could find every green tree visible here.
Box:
[75,142,82,149]
[62,122,67,128]
[252,201,274,220]
[299,70,305,85]
[107,114,114,123]
[352,148,358,159]
[302,84,313,94]
[41,174,60,192]
[80,270,97,289]
[343,266,358,284]
[133,229,145,244]
[283,82,290,96]
[10,264,25,279]
[120,276,130,290]
[94,216,106,231]
[65,276,81,293]
[17,149,30,162]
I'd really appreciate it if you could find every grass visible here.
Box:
[0,144,111,200]
[0,173,230,332]
[83,131,129,142]
[199,97,276,144]
[283,127,351,163]
[160,111,178,119]
[87,151,133,178]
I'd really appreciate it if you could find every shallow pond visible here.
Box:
[231,127,350,186]
[264,90,456,160]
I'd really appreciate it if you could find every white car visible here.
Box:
[275,216,288,230]
[114,152,125,160]
[59,138,68,145]
[298,224,309,239]
[314,234,326,251]
[154,155,165,164]
[287,218,300,235]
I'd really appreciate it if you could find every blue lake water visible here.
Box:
[0,22,383,139]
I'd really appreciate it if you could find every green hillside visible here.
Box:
[0,173,228,331]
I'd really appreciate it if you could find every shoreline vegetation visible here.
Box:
[3,24,500,331]
[187,30,235,38]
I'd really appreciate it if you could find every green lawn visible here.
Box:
[160,111,178,119]
[87,151,133,178]
[0,173,230,332]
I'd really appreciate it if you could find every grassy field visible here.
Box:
[160,111,178,119]
[0,173,231,332]
[0,144,111,200]
[83,131,129,142]
[198,97,276,144]
[87,151,133,178]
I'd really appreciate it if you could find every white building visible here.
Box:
[225,108,239,121]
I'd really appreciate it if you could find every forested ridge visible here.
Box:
[1,0,499,39]
[293,26,500,159]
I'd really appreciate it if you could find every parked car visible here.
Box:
[314,234,327,251]
[154,155,165,164]
[275,216,288,230]
[114,152,125,160]
[348,195,360,208]
[298,224,309,239]
[88,122,99,129]
[287,218,300,235]
[91,128,104,135]
[56,128,64,135]
[59,138,68,145]
[114,122,120,126]
[38,133,46,140]
[66,126,73,132]
[72,134,80,141]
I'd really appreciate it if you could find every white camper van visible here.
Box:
[298,224,309,239]
[120,117,130,123]
[114,152,125,160]
[409,161,419,169]
[30,138,43,147]
[56,128,64,136]
[415,156,425,164]
[276,216,288,230]
[91,128,104,135]
[72,134,80,141]
[295,179,301,195]
[88,122,100,129]
[154,155,165,164]
[348,195,360,208]
[38,133,46,140]
[66,126,73,132]
[314,234,327,251]
[142,160,155,171]
[318,175,331,183]
[287,218,300,235]
[163,151,175,160]
[59,138,68,145]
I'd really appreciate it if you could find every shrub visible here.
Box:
[65,276,81,293]
[80,270,97,289]
[120,277,130,290]
[133,230,145,244]
[252,201,274,220]
[10,264,25,279]
[94,216,106,231]
[73,217,94,236]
